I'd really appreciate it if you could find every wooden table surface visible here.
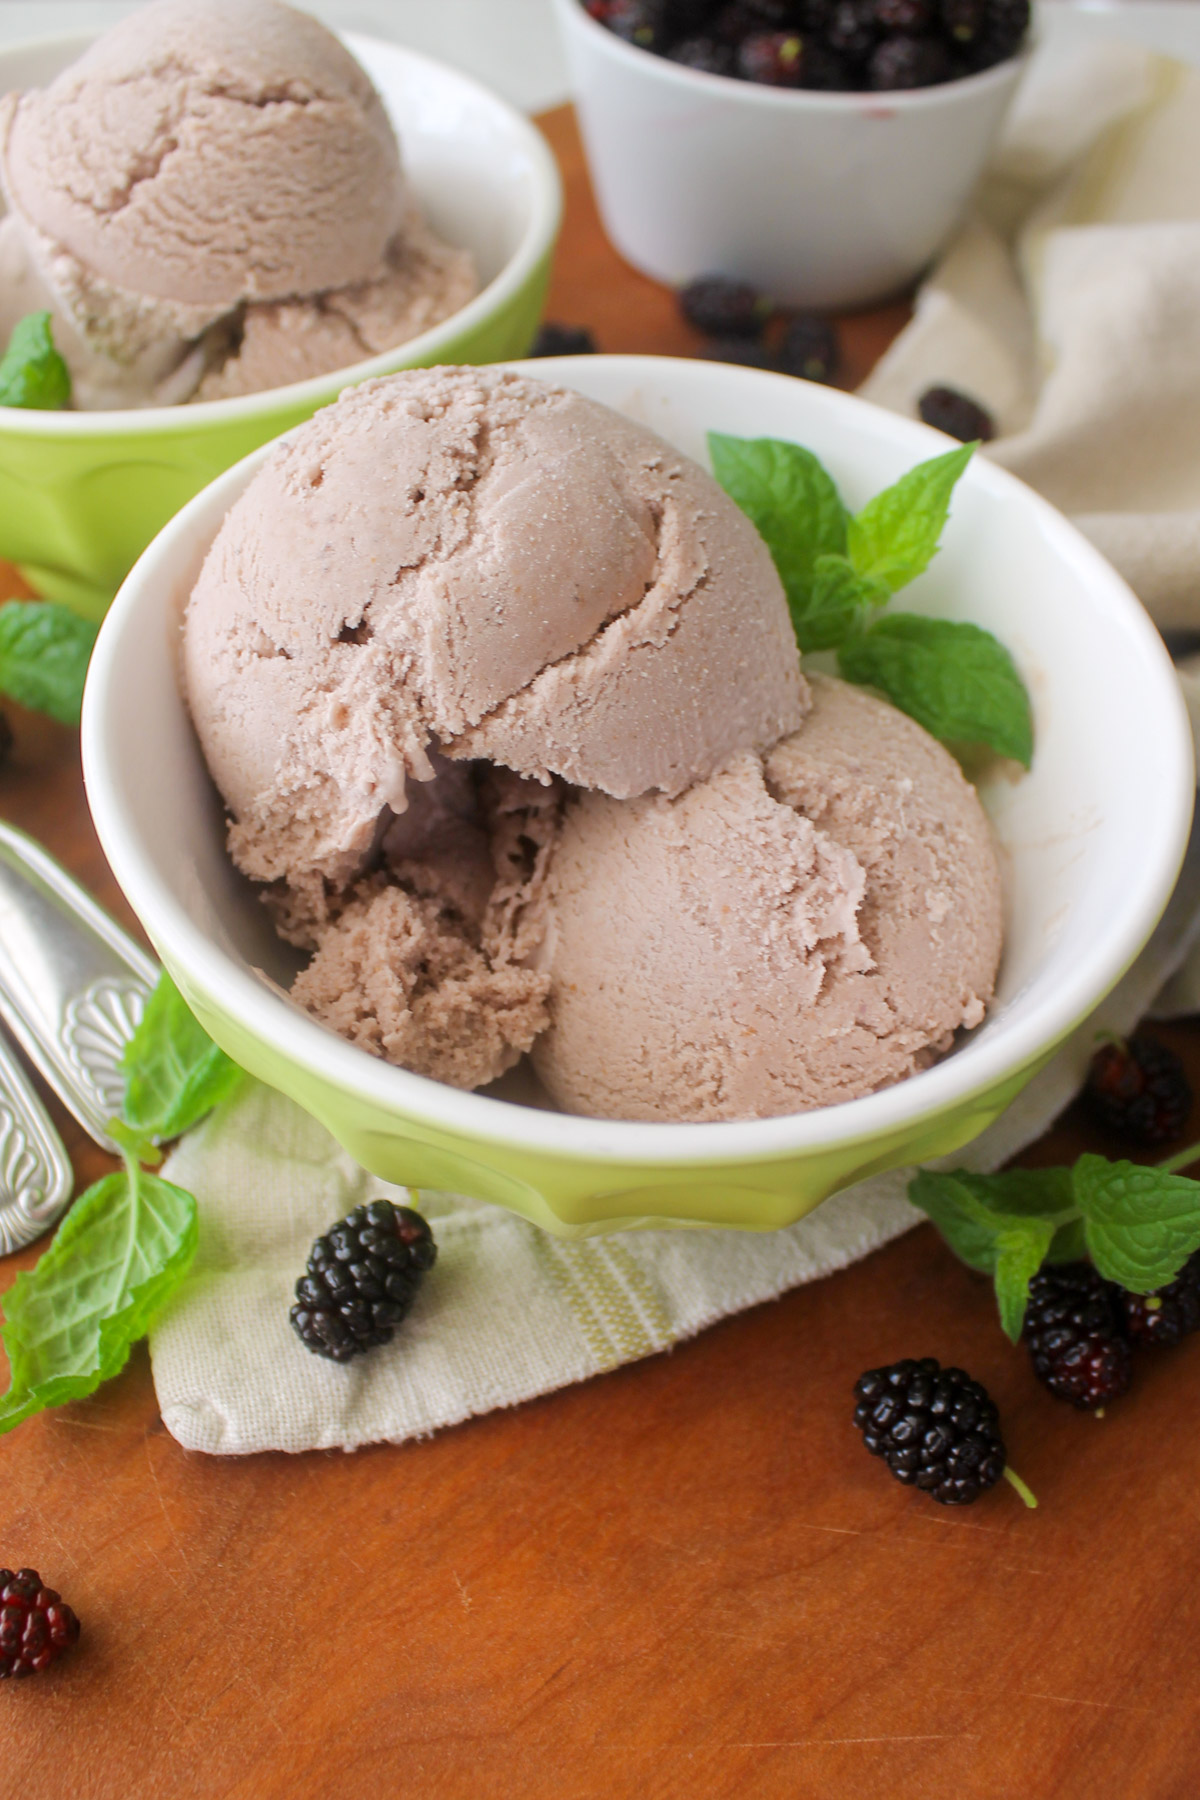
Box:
[3,106,1200,1800]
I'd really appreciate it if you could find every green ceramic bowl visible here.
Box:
[0,30,561,618]
[82,357,1195,1237]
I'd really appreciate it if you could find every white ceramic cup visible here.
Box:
[553,0,1028,308]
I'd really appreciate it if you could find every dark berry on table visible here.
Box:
[289,1200,437,1363]
[853,1357,1007,1505]
[1023,1262,1132,1410]
[1122,1252,1200,1349]
[0,1569,80,1679]
[874,0,934,33]
[679,275,768,337]
[668,32,738,72]
[868,33,954,87]
[778,314,839,382]
[698,337,778,369]
[529,322,599,358]
[918,384,995,442]
[1083,1033,1193,1147]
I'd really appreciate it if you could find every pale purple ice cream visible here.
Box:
[0,0,475,407]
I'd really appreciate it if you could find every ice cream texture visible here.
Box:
[531,676,1003,1122]
[0,0,476,408]
[183,367,1003,1116]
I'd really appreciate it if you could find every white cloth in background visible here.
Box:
[148,38,1200,1454]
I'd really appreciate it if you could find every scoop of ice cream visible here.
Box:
[530,676,1003,1122]
[2,0,404,309]
[290,769,563,1090]
[0,0,475,408]
[183,367,808,907]
[190,208,476,404]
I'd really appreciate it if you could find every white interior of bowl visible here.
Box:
[0,30,560,433]
[82,357,1195,1165]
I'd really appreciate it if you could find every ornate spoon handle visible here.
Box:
[0,1029,73,1255]
[0,824,158,1154]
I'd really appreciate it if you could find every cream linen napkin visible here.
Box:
[147,39,1200,1455]
[861,37,1200,628]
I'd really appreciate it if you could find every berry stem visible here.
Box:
[1156,1138,1200,1175]
[1002,1467,1038,1509]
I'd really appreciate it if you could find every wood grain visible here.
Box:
[2,105,1199,1800]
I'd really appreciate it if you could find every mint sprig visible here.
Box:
[708,431,1033,765]
[845,443,974,593]
[121,972,242,1141]
[0,1166,196,1432]
[0,972,241,1434]
[0,311,71,410]
[838,615,1033,768]
[0,600,97,726]
[909,1142,1200,1344]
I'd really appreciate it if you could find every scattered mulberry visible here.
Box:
[1083,1033,1192,1147]
[679,275,769,337]
[0,1570,80,1679]
[290,1200,437,1363]
[853,1357,1008,1504]
[1122,1252,1200,1349]
[778,315,839,383]
[529,322,598,357]
[1023,1262,1132,1410]
[918,384,996,443]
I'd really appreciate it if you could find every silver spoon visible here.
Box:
[0,824,157,1252]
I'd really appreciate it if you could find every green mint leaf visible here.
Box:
[846,443,974,593]
[804,554,891,652]
[707,433,848,645]
[909,1167,1075,1341]
[1074,1155,1200,1293]
[0,311,71,410]
[0,1166,197,1433]
[0,600,97,726]
[837,613,1033,766]
[1048,1217,1089,1264]
[121,971,241,1142]
[909,1170,1014,1272]
[994,1220,1057,1344]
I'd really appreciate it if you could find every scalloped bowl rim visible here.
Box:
[82,356,1195,1169]
[0,30,562,435]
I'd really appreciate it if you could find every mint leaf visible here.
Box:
[0,1166,197,1433]
[1048,1217,1088,1264]
[838,613,1033,766]
[908,1170,1016,1273]
[909,1168,1075,1341]
[994,1222,1057,1344]
[805,554,891,652]
[0,311,71,410]
[121,972,241,1143]
[846,443,974,592]
[708,433,848,647]
[0,600,97,726]
[1074,1156,1200,1294]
